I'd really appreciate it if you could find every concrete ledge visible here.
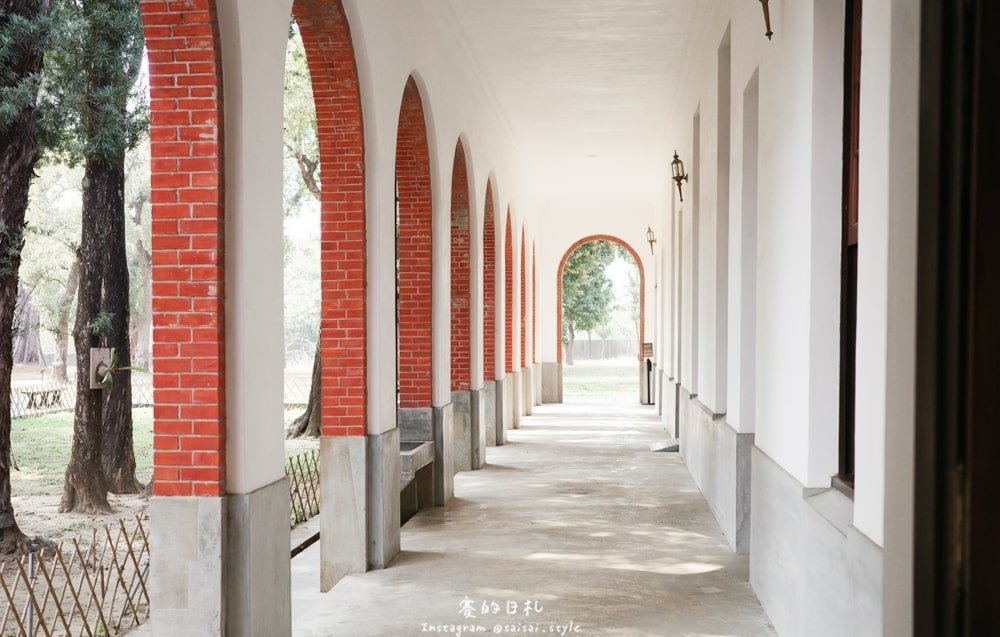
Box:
[226,477,292,637]
[320,436,366,591]
[678,386,752,553]
[541,362,562,403]
[149,496,225,636]
[750,446,883,636]
[432,403,454,505]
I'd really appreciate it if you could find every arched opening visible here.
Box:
[292,0,367,441]
[557,236,645,403]
[394,77,433,418]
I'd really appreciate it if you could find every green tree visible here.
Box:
[561,241,616,365]
[0,0,54,555]
[47,0,147,510]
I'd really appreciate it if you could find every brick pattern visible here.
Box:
[294,0,367,436]
[532,243,537,364]
[483,182,496,382]
[520,229,526,369]
[396,78,433,408]
[450,141,471,392]
[556,236,645,364]
[504,210,513,374]
[142,0,226,497]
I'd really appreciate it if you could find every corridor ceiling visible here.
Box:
[443,0,699,201]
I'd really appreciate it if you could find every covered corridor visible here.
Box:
[291,399,774,637]
[135,0,998,635]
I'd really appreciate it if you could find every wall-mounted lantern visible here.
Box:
[671,150,689,203]
[646,226,656,255]
[758,0,774,40]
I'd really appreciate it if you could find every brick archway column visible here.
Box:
[482,182,502,446]
[293,0,386,588]
[395,77,453,505]
[141,2,243,634]
[520,229,531,417]
[533,242,542,406]
[450,141,484,471]
[500,210,515,433]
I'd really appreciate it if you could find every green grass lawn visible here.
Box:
[10,408,154,496]
[562,359,639,397]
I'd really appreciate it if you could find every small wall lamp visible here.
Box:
[758,0,774,40]
[671,151,689,203]
[646,226,656,255]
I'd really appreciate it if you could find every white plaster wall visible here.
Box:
[660,0,916,550]
[853,0,920,581]
[663,0,843,488]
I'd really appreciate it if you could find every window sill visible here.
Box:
[803,485,854,536]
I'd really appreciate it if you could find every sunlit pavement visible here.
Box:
[291,396,775,636]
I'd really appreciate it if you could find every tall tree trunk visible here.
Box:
[12,286,44,365]
[286,348,321,438]
[52,258,79,383]
[62,157,120,513]
[101,158,139,493]
[0,0,53,556]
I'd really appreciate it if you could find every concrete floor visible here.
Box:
[291,398,776,637]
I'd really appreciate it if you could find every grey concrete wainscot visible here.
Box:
[432,403,454,505]
[320,436,366,591]
[541,361,562,403]
[226,477,292,637]
[149,496,226,637]
[501,376,514,433]
[367,427,401,569]
[533,363,542,406]
[657,368,664,416]
[521,366,533,416]
[484,382,499,446]
[470,388,486,468]
[511,370,521,429]
[750,446,883,637]
[678,386,752,553]
[398,407,433,442]
[452,390,472,473]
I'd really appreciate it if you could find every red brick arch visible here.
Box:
[556,235,645,365]
[396,77,433,408]
[293,0,367,436]
[520,228,526,369]
[142,0,226,497]
[504,209,513,374]
[483,180,497,382]
[450,139,472,392]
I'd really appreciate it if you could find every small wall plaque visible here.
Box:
[642,342,654,359]
[90,348,112,389]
